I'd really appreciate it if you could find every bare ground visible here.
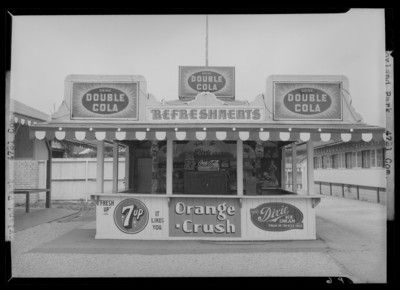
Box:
[14,200,96,223]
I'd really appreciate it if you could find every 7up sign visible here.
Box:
[114,199,149,234]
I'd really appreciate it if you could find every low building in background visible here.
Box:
[10,98,51,204]
[9,97,104,204]
[299,140,386,204]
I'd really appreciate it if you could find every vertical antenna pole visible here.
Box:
[206,15,208,67]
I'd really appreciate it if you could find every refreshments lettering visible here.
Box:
[149,109,261,121]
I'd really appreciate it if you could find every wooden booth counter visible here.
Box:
[91,192,322,241]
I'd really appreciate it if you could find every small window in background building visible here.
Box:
[322,155,328,169]
[339,153,345,168]
[362,150,371,168]
[352,152,357,168]
[377,148,383,167]
[314,156,320,169]
[332,154,338,169]
[345,152,352,168]
[370,149,376,167]
[357,151,362,168]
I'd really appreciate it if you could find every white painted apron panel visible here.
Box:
[95,196,169,240]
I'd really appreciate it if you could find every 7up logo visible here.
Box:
[114,199,149,234]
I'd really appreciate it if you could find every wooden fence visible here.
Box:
[38,158,126,201]
[314,181,386,205]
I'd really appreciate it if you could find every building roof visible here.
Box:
[8,98,111,150]
[10,98,50,124]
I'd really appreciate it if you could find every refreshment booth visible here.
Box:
[30,69,385,241]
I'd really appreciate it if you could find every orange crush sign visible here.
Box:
[169,198,241,237]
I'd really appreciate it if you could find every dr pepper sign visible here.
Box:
[179,66,235,99]
[273,82,343,120]
[71,82,139,120]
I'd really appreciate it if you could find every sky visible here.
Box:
[10,9,386,127]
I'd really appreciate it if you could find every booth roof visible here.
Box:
[29,121,385,143]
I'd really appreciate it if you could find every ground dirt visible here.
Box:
[14,200,96,223]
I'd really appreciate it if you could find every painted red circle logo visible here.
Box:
[114,199,149,234]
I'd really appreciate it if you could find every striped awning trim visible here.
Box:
[32,130,385,143]
[12,116,39,126]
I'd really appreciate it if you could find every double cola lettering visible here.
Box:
[188,71,226,92]
[283,88,332,115]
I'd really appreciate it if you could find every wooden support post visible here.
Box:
[292,143,297,193]
[306,140,314,195]
[330,183,332,196]
[125,146,130,190]
[237,139,243,196]
[281,148,286,189]
[45,141,52,208]
[377,187,380,203]
[151,141,158,194]
[166,139,173,195]
[357,185,359,200]
[342,184,345,197]
[26,192,30,213]
[132,148,135,192]
[286,170,289,189]
[320,181,322,195]
[96,140,104,193]
[112,141,119,192]
[85,160,89,201]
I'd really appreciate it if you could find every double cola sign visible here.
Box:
[283,88,331,115]
[250,202,304,231]
[82,87,129,114]
[71,82,138,119]
[188,71,226,93]
[274,83,342,120]
[179,66,235,99]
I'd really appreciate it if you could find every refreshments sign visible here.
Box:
[148,108,263,123]
[169,198,241,237]
[179,66,235,99]
[250,202,304,231]
[71,82,138,120]
[273,82,342,120]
